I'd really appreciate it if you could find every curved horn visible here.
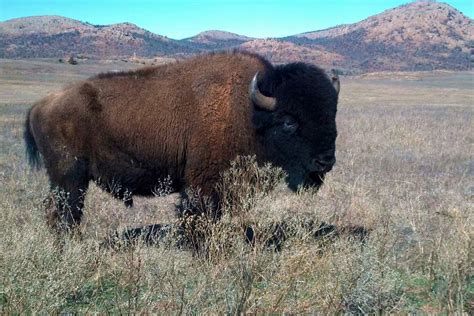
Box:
[329,69,340,96]
[249,72,277,111]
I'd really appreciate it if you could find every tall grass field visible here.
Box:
[0,59,472,313]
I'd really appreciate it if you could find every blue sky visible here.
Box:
[0,0,472,39]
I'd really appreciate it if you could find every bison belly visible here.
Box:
[90,151,184,200]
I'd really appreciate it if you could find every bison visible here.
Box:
[24,51,340,233]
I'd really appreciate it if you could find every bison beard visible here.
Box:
[24,51,342,250]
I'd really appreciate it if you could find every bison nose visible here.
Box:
[310,154,336,173]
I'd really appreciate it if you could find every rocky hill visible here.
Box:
[0,15,193,58]
[285,1,473,71]
[240,39,345,66]
[181,30,253,51]
[1,1,472,72]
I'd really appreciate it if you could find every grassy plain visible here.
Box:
[0,58,472,313]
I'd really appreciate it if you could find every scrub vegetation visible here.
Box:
[0,59,472,313]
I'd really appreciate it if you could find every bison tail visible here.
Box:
[24,107,41,169]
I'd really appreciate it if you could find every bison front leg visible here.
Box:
[44,158,89,233]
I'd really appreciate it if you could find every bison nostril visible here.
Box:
[311,156,336,171]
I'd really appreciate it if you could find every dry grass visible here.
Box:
[0,58,140,105]
[0,60,472,313]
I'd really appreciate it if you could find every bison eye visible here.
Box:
[282,116,298,134]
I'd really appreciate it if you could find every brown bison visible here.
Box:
[24,51,340,233]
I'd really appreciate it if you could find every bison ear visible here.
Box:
[329,69,340,96]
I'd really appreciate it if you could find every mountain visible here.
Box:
[285,1,473,71]
[181,30,253,51]
[1,1,472,72]
[0,16,194,58]
[240,39,345,66]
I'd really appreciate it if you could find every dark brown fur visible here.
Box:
[25,51,339,233]
[26,52,271,231]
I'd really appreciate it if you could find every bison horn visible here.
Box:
[249,72,277,111]
[329,69,340,96]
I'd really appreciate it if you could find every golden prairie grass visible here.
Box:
[0,60,472,313]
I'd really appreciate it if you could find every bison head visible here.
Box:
[250,63,340,191]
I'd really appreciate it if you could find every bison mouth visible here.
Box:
[285,169,327,192]
[306,171,325,188]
